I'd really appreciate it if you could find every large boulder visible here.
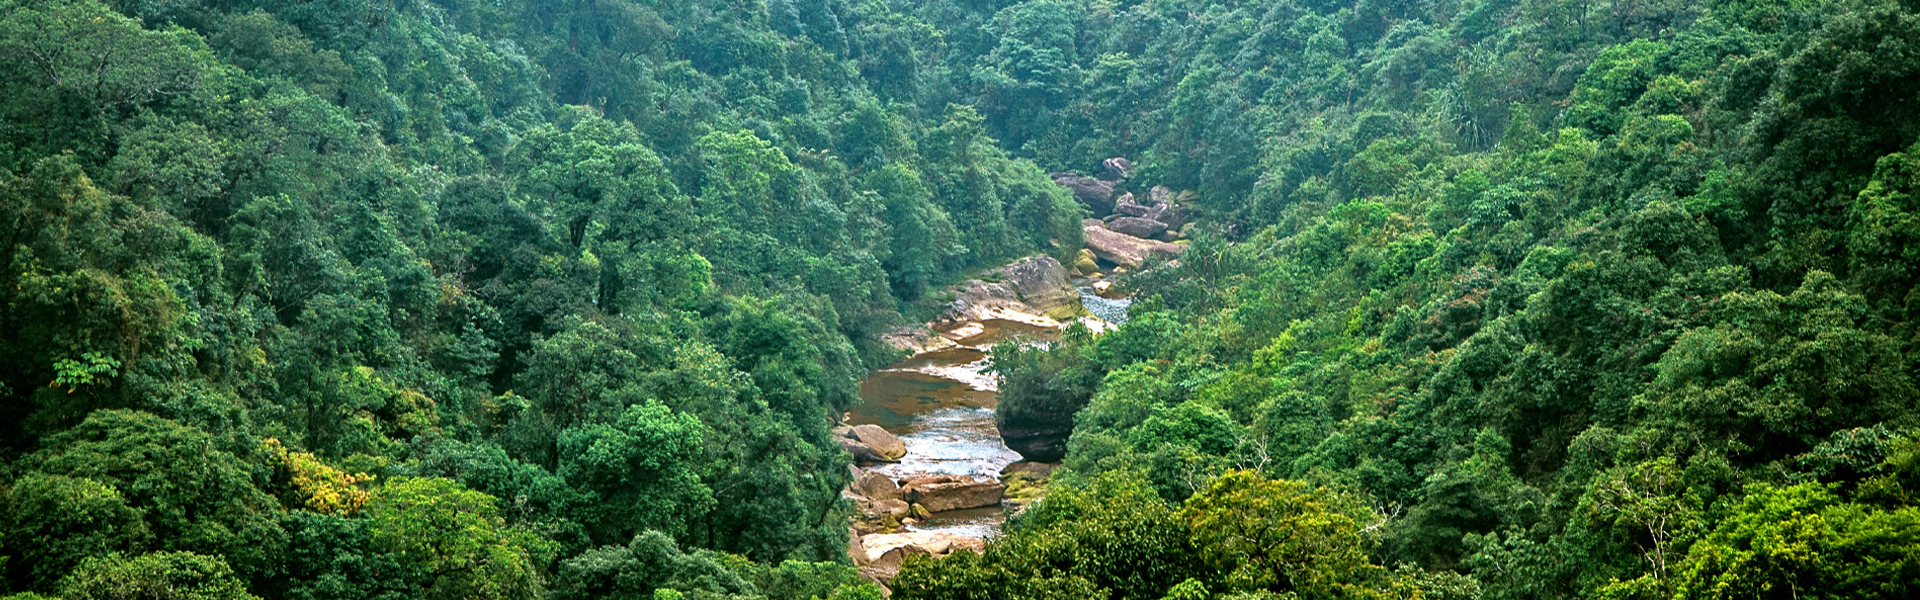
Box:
[1148,185,1173,205]
[865,499,911,521]
[903,476,1005,512]
[1156,204,1195,229]
[862,542,931,582]
[1113,197,1153,218]
[851,468,901,501]
[1107,216,1169,238]
[847,424,907,460]
[992,256,1080,318]
[1052,173,1117,216]
[840,437,891,463]
[879,325,958,355]
[1101,157,1135,181]
[849,528,869,566]
[1073,249,1099,275]
[1084,224,1185,270]
[938,256,1086,325]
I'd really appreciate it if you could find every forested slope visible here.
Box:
[5,0,1920,598]
[894,0,1920,599]
[0,0,1085,598]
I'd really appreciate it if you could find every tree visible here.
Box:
[1635,271,1917,461]
[58,552,259,600]
[1669,483,1920,599]
[556,402,714,544]
[365,477,545,600]
[23,410,284,580]
[1179,471,1400,598]
[3,473,151,591]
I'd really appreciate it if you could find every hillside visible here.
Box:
[3,0,1919,599]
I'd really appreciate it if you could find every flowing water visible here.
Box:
[846,288,1131,538]
[1079,284,1133,326]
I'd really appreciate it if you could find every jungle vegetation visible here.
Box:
[1,0,1917,598]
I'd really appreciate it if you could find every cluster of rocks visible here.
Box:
[934,256,1084,327]
[845,463,1062,588]
[847,468,1007,535]
[1050,158,1195,270]
[849,530,987,587]
[844,466,1007,587]
[883,254,1113,357]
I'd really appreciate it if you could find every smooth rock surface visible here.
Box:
[867,499,910,521]
[848,424,908,460]
[1084,224,1185,269]
[863,532,986,561]
[905,477,1006,512]
[862,543,930,582]
[1051,173,1117,216]
[935,256,1084,325]
[879,325,959,354]
[991,256,1080,318]
[840,436,890,463]
[1113,199,1153,217]
[849,528,870,566]
[1107,216,1169,238]
[852,469,901,501]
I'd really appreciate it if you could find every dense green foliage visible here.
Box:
[0,0,1088,597]
[5,0,1920,597]
[918,0,1920,597]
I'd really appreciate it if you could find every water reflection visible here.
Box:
[847,307,1129,538]
[846,320,1062,539]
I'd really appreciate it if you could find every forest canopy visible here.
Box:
[2,0,1919,598]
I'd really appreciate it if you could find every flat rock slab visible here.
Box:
[1084,224,1184,270]
[904,476,1005,512]
[862,531,987,562]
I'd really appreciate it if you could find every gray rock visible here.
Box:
[839,436,893,463]
[1113,199,1153,218]
[1051,173,1117,216]
[851,468,901,501]
[866,499,911,521]
[1157,204,1194,229]
[1084,224,1185,270]
[1148,186,1173,206]
[991,256,1079,317]
[1101,157,1135,181]
[1107,216,1169,238]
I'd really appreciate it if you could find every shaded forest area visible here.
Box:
[2,0,1919,598]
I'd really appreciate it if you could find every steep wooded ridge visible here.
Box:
[0,0,1917,598]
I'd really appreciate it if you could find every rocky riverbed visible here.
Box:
[843,157,1167,587]
[841,256,1126,585]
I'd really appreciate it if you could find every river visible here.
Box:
[845,285,1130,538]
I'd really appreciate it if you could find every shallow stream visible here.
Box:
[844,287,1130,538]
